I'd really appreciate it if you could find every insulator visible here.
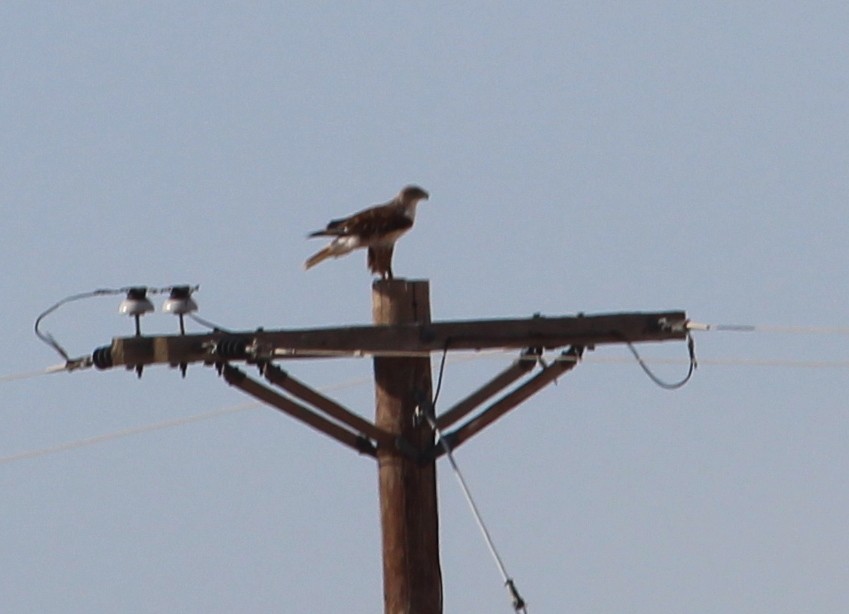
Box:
[119,287,154,316]
[162,285,198,315]
[92,345,114,369]
[216,337,249,360]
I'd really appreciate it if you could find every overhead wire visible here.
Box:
[0,364,70,383]
[2,350,493,463]
[8,312,849,610]
[6,351,526,464]
[0,402,259,465]
[8,335,849,390]
[689,322,849,335]
[0,370,380,465]
[12,308,849,464]
[587,356,849,369]
[9,337,849,390]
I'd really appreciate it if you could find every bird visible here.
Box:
[304,185,429,279]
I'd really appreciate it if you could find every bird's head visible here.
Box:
[399,185,429,205]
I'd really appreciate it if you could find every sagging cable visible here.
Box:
[34,288,127,370]
[626,332,696,390]
[34,285,201,371]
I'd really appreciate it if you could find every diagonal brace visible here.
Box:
[221,364,376,457]
[435,350,539,430]
[261,363,394,448]
[431,346,583,457]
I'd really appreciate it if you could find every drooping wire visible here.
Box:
[625,332,697,390]
[424,349,529,613]
[34,285,202,366]
[34,288,125,361]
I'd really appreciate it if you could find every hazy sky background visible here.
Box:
[3,3,849,612]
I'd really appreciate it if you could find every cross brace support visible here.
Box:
[221,364,376,457]
[260,363,394,448]
[435,350,539,430]
[431,346,583,458]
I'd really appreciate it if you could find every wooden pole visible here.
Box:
[372,279,442,614]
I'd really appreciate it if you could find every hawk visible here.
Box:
[304,185,429,279]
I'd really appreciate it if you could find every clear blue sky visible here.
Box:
[3,3,849,612]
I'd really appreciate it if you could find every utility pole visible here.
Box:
[89,280,689,613]
[373,280,442,613]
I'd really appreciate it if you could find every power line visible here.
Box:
[0,364,69,383]
[5,348,849,391]
[7,333,849,463]
[689,322,849,335]
[0,402,258,465]
[6,349,849,391]
[31,283,849,614]
[0,372,379,464]
[585,356,849,369]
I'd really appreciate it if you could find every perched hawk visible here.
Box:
[304,185,429,279]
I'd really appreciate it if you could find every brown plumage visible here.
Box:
[367,245,395,279]
[305,185,429,279]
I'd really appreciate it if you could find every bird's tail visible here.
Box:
[304,246,334,270]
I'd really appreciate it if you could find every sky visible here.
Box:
[2,2,849,612]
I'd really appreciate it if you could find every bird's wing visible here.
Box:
[311,201,411,239]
